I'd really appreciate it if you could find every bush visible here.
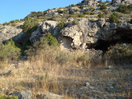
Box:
[109,12,119,23]
[72,19,79,25]
[22,17,38,36]
[83,11,95,15]
[0,95,18,99]
[106,43,132,64]
[57,9,67,14]
[79,5,84,9]
[0,40,21,61]
[98,12,104,18]
[56,52,71,64]
[58,21,67,30]
[77,13,85,17]
[43,33,60,46]
[100,3,107,10]
[77,53,90,65]
[117,5,131,14]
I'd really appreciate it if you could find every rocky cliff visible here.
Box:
[0,0,132,51]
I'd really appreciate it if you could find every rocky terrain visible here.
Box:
[0,0,132,99]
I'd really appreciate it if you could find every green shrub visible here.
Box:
[106,43,132,64]
[98,12,104,18]
[79,5,84,9]
[77,54,89,63]
[58,21,67,30]
[0,95,18,99]
[72,19,79,25]
[57,9,67,14]
[0,40,21,61]
[77,13,85,17]
[117,5,131,14]
[83,11,95,15]
[22,17,38,37]
[109,12,119,23]
[56,52,71,64]
[43,33,59,46]
[29,11,44,18]
[100,3,107,10]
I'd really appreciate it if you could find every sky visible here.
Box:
[0,0,83,24]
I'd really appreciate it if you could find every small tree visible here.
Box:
[109,12,119,23]
[23,17,38,36]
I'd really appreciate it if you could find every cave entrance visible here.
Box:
[89,29,132,52]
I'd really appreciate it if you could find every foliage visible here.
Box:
[79,5,84,9]
[72,19,79,25]
[117,5,132,14]
[100,3,107,10]
[56,52,71,64]
[77,54,89,64]
[83,11,95,15]
[77,13,85,17]
[106,43,132,64]
[57,9,67,14]
[0,40,21,61]
[58,21,67,30]
[22,17,38,36]
[98,12,104,18]
[109,12,119,23]
[0,95,18,99]
[43,33,60,46]
[29,11,44,18]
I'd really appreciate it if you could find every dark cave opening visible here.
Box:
[88,29,132,52]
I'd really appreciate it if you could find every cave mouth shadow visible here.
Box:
[88,29,132,53]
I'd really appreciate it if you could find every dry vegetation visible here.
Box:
[0,44,131,98]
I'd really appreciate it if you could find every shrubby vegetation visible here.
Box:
[0,95,18,99]
[56,52,72,65]
[109,12,119,23]
[100,3,107,10]
[0,40,21,61]
[29,11,44,18]
[106,43,132,64]
[58,21,67,30]
[43,33,60,47]
[117,5,132,14]
[22,17,38,37]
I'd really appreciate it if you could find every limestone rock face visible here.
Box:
[41,20,59,34]
[81,0,98,7]
[30,20,59,43]
[60,18,132,49]
[11,90,32,99]
[60,18,99,49]
[112,0,132,5]
[30,18,132,50]
[0,25,23,41]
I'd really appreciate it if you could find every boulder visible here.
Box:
[41,20,59,34]
[30,20,59,43]
[60,18,132,49]
[11,90,32,99]
[36,92,62,99]
[81,0,98,7]
[112,0,132,6]
[0,25,23,42]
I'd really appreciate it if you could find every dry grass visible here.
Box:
[0,47,131,98]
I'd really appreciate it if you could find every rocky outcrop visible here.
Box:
[30,20,59,43]
[30,18,132,50]
[60,18,132,49]
[112,0,132,5]
[81,0,98,7]
[0,25,23,41]
[11,90,32,99]
[36,92,62,99]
